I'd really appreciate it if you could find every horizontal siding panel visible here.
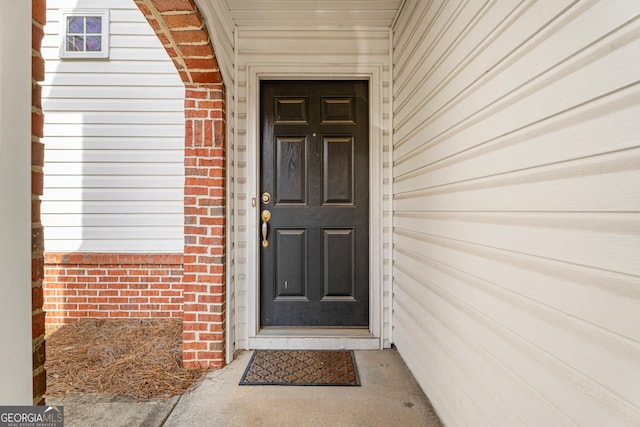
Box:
[42,137,182,150]
[230,9,394,28]
[43,61,180,75]
[44,123,184,137]
[43,85,184,98]
[42,74,183,87]
[229,0,400,11]
[45,175,181,189]
[238,31,390,66]
[238,50,390,59]
[109,22,158,35]
[43,188,182,201]
[394,154,640,212]
[240,31,388,53]
[236,53,389,65]
[108,9,151,22]
[394,211,640,277]
[48,0,141,10]
[110,34,168,49]
[41,201,182,215]
[44,112,183,125]
[42,213,182,227]
[42,99,183,112]
[44,163,183,176]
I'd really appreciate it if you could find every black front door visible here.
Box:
[260,80,369,327]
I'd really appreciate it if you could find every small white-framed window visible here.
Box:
[60,10,109,59]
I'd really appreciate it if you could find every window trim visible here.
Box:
[60,9,110,59]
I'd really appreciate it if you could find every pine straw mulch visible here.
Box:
[45,318,204,400]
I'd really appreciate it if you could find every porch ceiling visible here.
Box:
[221,0,404,29]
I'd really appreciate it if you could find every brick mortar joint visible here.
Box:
[31,49,44,59]
[159,10,199,16]
[32,19,44,30]
[140,2,191,82]
[175,40,210,46]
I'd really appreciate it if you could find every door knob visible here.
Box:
[261,210,271,248]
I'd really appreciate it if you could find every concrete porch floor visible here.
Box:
[48,348,444,426]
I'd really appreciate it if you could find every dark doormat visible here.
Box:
[239,350,360,386]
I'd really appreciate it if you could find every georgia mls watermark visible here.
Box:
[0,406,63,427]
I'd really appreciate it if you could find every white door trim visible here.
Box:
[243,64,385,350]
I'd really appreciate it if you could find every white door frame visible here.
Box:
[243,64,385,350]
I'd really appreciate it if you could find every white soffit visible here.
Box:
[222,0,403,29]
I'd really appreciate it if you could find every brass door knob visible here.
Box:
[261,210,271,247]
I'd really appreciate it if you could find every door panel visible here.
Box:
[274,229,307,299]
[260,80,369,327]
[323,136,354,204]
[275,136,307,204]
[322,228,355,299]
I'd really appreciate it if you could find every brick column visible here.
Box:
[182,85,226,369]
[31,0,46,405]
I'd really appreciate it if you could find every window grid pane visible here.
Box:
[85,17,102,33]
[86,36,101,51]
[67,16,84,33]
[66,35,85,52]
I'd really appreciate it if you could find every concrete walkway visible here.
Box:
[48,349,444,427]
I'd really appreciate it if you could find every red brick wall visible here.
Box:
[32,0,46,406]
[182,85,226,369]
[43,253,184,327]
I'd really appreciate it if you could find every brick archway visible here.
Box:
[134,0,226,369]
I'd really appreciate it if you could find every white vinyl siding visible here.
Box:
[41,0,185,253]
[392,1,640,426]
[232,28,394,349]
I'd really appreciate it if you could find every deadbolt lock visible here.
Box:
[261,192,271,204]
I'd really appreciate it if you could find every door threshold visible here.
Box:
[250,327,380,350]
[258,327,372,337]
